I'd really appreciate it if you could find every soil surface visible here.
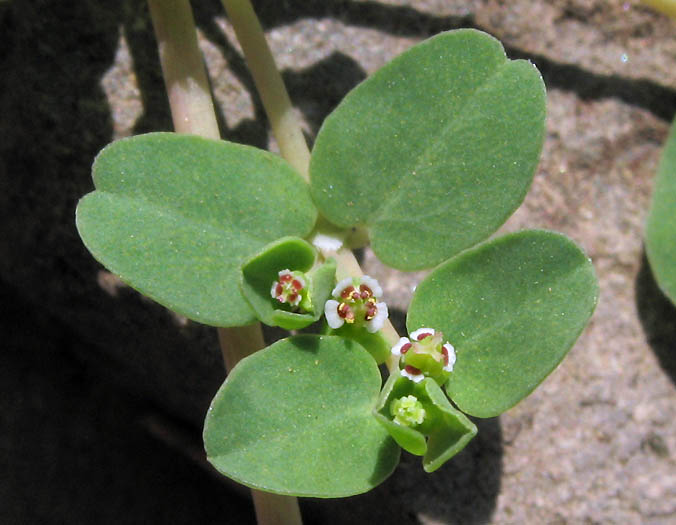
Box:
[1,1,675,524]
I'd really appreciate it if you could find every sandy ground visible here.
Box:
[1,1,675,523]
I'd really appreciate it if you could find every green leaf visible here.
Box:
[204,335,400,497]
[374,374,477,472]
[326,322,392,364]
[420,377,477,472]
[310,29,546,270]
[76,133,317,327]
[407,230,598,418]
[646,118,676,305]
[240,236,335,330]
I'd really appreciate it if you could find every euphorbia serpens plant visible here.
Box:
[76,29,598,498]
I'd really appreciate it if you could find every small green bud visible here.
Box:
[390,394,426,427]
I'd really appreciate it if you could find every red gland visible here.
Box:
[400,342,412,354]
[441,346,449,366]
[365,302,377,321]
[416,332,432,341]
[404,364,421,375]
[359,284,373,299]
[279,273,292,283]
[337,302,355,322]
[340,285,356,300]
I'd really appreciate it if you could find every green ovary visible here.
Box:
[390,395,426,427]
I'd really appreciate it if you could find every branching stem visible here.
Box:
[220,0,402,367]
[147,2,301,524]
[221,0,311,180]
[148,0,403,521]
[147,0,219,138]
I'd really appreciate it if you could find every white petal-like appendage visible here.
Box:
[443,343,456,372]
[410,327,435,341]
[400,368,425,383]
[366,302,388,333]
[324,299,344,329]
[360,275,383,297]
[391,337,411,356]
[312,233,344,254]
[332,277,354,298]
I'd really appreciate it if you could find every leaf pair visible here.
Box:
[76,29,548,325]
[77,135,317,327]
[76,29,599,499]
[204,229,598,496]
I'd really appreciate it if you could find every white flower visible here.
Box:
[392,327,458,384]
[324,275,388,333]
[270,269,306,307]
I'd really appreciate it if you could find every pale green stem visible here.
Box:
[220,0,403,371]
[147,2,300,525]
[333,247,401,372]
[217,324,265,371]
[640,0,676,19]
[220,0,311,180]
[147,0,220,138]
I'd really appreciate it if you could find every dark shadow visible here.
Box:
[8,0,673,523]
[284,52,367,140]
[289,332,322,352]
[636,251,676,384]
[226,0,476,38]
[198,0,676,124]
[388,306,407,336]
[0,280,256,525]
[507,47,676,122]
[120,0,175,135]
[0,1,246,520]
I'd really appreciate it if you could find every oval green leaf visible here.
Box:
[310,29,546,270]
[407,230,598,418]
[203,335,400,497]
[420,377,477,473]
[646,118,676,305]
[76,133,317,327]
